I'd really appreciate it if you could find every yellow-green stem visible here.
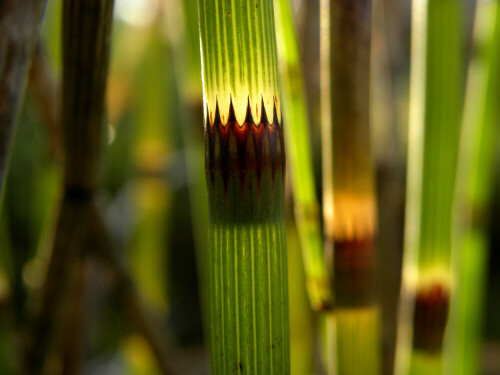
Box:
[275,0,331,311]
[396,0,464,374]
[198,1,290,373]
[448,1,500,374]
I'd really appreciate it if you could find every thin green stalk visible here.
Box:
[0,0,47,206]
[198,1,290,373]
[164,0,211,339]
[320,0,380,373]
[448,2,500,374]
[275,0,331,311]
[286,218,315,375]
[395,0,463,374]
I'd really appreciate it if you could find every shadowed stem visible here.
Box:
[29,43,62,163]
[320,0,381,373]
[22,0,114,373]
[449,2,500,374]
[0,0,47,205]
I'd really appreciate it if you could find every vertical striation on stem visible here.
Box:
[198,1,290,373]
[320,0,380,373]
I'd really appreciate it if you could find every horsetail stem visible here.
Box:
[275,0,331,312]
[22,1,115,373]
[395,0,463,373]
[448,2,500,374]
[320,0,381,373]
[198,1,290,373]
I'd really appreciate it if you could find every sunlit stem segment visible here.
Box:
[320,0,380,373]
[448,2,500,375]
[198,1,290,373]
[395,0,463,374]
[275,0,331,311]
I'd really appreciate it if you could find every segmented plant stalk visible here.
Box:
[22,1,115,373]
[448,2,500,374]
[275,0,331,311]
[320,0,380,373]
[0,0,47,205]
[395,0,463,374]
[198,1,290,373]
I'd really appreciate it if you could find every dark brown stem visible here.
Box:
[0,0,47,200]
[29,42,62,163]
[61,258,87,375]
[412,285,449,353]
[334,238,376,307]
[61,0,114,191]
[22,1,114,373]
[21,197,91,375]
[328,0,376,308]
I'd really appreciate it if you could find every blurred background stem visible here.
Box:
[395,0,464,374]
[275,0,331,312]
[0,0,47,205]
[448,1,500,374]
[320,0,381,372]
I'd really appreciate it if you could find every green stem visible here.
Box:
[448,2,500,374]
[396,0,463,374]
[275,0,331,311]
[198,1,290,373]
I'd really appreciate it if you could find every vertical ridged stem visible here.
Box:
[395,0,463,374]
[275,0,331,311]
[448,2,500,374]
[206,108,289,374]
[198,1,289,372]
[21,1,114,373]
[321,0,380,373]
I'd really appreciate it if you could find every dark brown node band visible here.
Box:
[333,237,376,307]
[205,98,285,192]
[412,284,449,353]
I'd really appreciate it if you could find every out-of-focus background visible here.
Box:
[0,0,499,374]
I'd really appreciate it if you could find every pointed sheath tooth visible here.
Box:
[260,97,269,124]
[245,97,255,124]
[227,97,238,123]
[213,98,222,126]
